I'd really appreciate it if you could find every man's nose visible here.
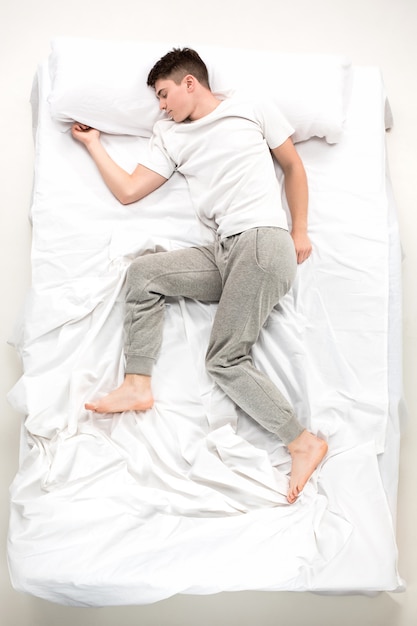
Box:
[159,100,166,111]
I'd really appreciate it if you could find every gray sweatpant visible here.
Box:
[123,226,304,445]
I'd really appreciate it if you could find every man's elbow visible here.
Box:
[118,193,134,205]
[117,187,142,205]
[116,169,167,204]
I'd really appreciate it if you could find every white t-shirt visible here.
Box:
[140,97,294,238]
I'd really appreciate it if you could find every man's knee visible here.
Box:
[205,354,216,376]
[126,255,157,296]
[205,348,248,383]
[205,348,225,381]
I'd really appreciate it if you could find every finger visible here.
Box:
[73,122,91,132]
[297,248,312,264]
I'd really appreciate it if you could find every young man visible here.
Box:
[71,48,327,504]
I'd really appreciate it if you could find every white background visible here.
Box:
[1,0,416,624]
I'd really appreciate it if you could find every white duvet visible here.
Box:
[7,42,404,606]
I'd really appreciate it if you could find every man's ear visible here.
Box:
[184,74,196,91]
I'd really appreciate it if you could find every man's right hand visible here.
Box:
[71,122,100,146]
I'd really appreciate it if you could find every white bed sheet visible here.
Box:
[7,58,404,606]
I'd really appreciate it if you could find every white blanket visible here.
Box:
[7,45,404,606]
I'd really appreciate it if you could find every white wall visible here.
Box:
[1,0,416,624]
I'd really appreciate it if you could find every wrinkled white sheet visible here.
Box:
[7,62,404,606]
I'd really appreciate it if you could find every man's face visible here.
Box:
[155,77,192,123]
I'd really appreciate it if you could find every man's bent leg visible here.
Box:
[206,228,302,442]
[205,228,328,501]
[86,245,222,413]
[124,245,222,374]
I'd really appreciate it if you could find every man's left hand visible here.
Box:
[291,231,312,264]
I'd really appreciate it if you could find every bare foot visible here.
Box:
[85,374,154,414]
[286,430,328,504]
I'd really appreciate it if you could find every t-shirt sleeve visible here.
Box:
[253,100,295,149]
[138,122,176,179]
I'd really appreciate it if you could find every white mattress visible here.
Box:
[7,54,405,606]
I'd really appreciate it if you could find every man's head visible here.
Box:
[147,48,214,123]
[147,48,210,90]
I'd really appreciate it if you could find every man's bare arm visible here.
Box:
[271,138,312,264]
[71,123,167,204]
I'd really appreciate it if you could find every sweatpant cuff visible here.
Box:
[125,354,155,376]
[277,418,306,446]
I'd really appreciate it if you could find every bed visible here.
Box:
[7,38,405,606]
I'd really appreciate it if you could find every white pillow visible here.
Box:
[48,37,352,144]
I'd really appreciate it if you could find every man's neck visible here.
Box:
[189,93,222,121]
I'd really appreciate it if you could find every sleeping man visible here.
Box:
[71,47,328,504]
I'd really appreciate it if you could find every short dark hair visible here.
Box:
[147,48,210,89]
